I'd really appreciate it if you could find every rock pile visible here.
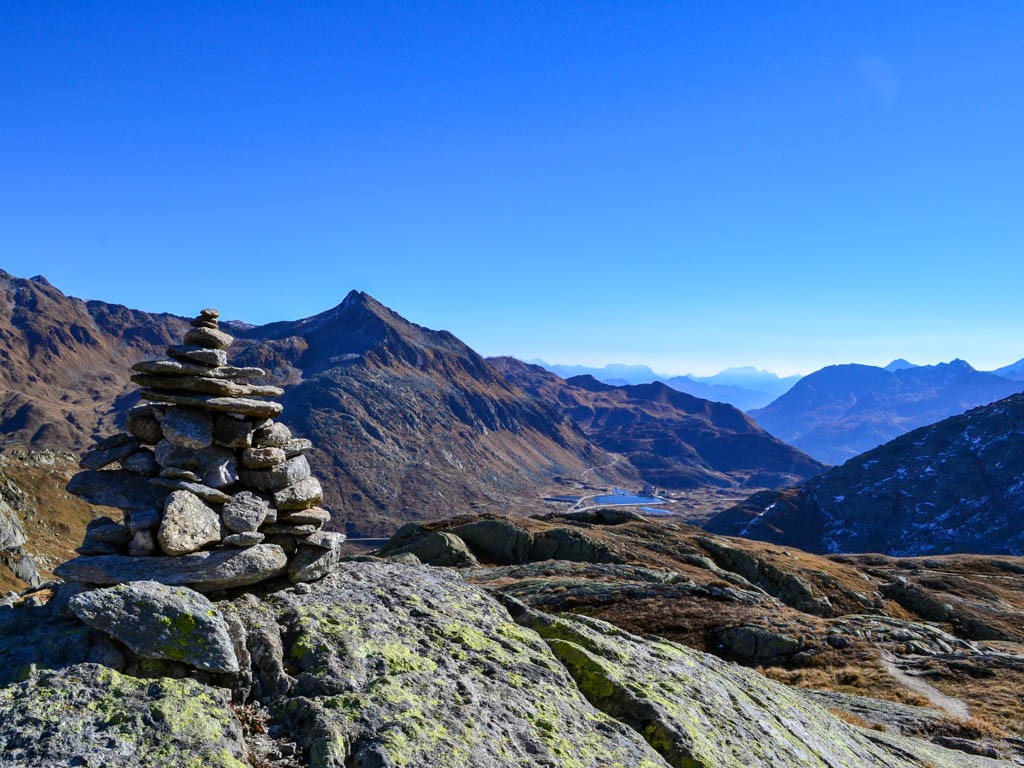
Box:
[55,309,345,591]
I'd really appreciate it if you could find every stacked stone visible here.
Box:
[56,309,345,591]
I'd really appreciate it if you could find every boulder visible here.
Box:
[252,421,292,448]
[127,529,156,556]
[69,581,239,673]
[221,491,272,533]
[239,455,311,491]
[272,476,322,511]
[380,530,478,568]
[157,491,221,556]
[278,507,331,526]
[224,531,264,547]
[53,544,289,592]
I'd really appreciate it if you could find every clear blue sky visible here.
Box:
[3,2,1022,375]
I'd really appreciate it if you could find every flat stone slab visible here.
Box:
[69,581,239,673]
[139,389,283,418]
[133,359,266,379]
[131,374,284,398]
[54,543,288,592]
[150,477,232,504]
[166,345,228,367]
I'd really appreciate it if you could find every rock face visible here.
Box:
[2,559,1009,768]
[708,393,1024,555]
[54,543,289,592]
[59,309,343,589]
[68,581,238,672]
[0,664,249,768]
[749,360,1023,465]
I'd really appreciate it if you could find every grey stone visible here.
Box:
[183,325,234,350]
[167,344,228,367]
[288,532,346,582]
[79,435,141,470]
[273,476,323,511]
[54,544,289,592]
[133,359,266,379]
[222,491,272,533]
[125,507,160,532]
[159,466,199,481]
[282,438,313,457]
[224,531,265,547]
[252,421,292,447]
[241,446,286,469]
[127,529,156,556]
[69,581,239,672]
[125,405,164,444]
[157,491,221,556]
[150,478,232,504]
[213,415,255,448]
[121,448,158,475]
[196,445,238,489]
[139,389,283,418]
[66,470,165,511]
[263,523,317,536]
[199,307,219,320]
[382,530,479,568]
[295,530,337,550]
[156,406,213,449]
[240,455,311,491]
[131,374,284,398]
[278,507,331,526]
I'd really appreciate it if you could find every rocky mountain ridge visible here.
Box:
[708,392,1024,556]
[0,272,631,536]
[491,357,824,490]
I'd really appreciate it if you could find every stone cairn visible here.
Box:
[55,309,345,592]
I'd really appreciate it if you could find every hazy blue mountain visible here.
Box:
[661,377,782,411]
[530,361,660,385]
[531,361,800,411]
[750,359,1024,465]
[883,359,918,372]
[994,357,1024,382]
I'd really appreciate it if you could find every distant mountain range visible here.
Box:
[531,361,800,411]
[492,358,824,490]
[749,360,1024,465]
[707,392,1024,556]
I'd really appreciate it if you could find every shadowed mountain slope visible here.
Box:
[708,393,1024,556]
[751,360,1023,465]
[491,357,824,490]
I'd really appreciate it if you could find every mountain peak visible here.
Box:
[884,358,917,371]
